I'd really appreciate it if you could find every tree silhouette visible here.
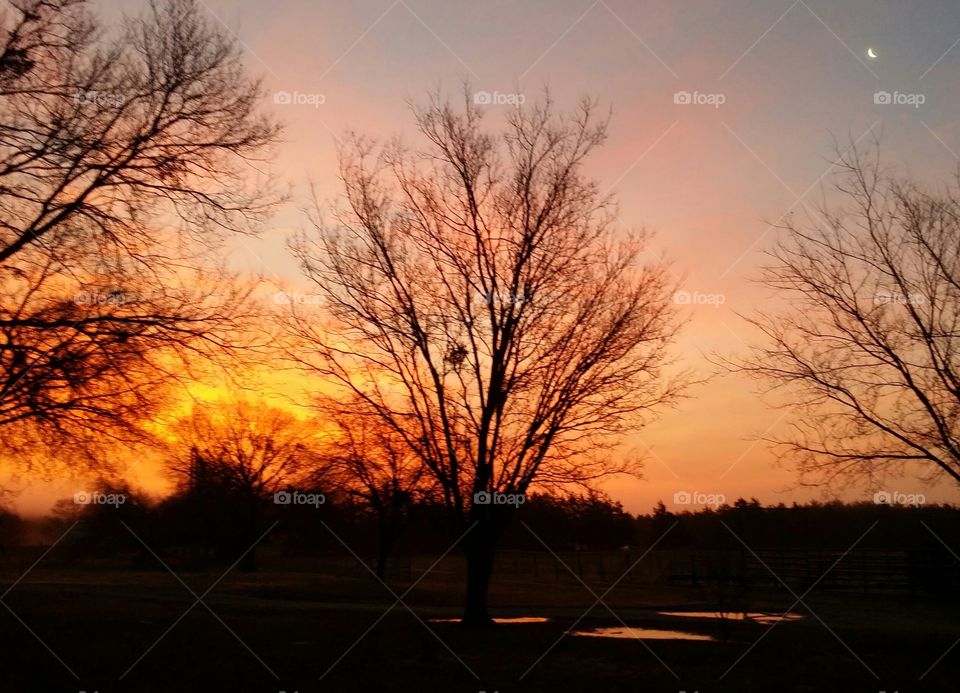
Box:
[166,398,329,568]
[321,398,429,579]
[0,0,279,463]
[286,89,683,624]
[734,145,960,488]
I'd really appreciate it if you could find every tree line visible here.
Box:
[2,491,956,570]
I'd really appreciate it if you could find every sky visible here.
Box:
[10,0,960,515]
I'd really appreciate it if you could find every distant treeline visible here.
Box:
[0,490,956,570]
[506,497,960,553]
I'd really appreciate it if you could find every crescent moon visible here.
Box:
[867,48,878,59]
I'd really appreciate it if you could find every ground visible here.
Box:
[1,564,957,692]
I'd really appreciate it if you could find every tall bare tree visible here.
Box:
[0,0,279,461]
[286,90,683,624]
[734,145,960,488]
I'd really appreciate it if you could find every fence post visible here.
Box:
[861,550,867,594]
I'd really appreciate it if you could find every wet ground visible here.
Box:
[0,570,957,692]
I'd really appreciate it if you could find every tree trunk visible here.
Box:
[461,519,503,626]
[375,544,388,581]
[462,542,495,625]
[375,504,405,581]
[375,530,395,581]
[239,495,261,572]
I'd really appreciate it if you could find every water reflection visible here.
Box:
[429,617,550,624]
[571,626,715,641]
[659,611,803,624]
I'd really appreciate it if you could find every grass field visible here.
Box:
[1,564,958,693]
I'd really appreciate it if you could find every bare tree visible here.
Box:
[166,397,330,567]
[167,398,327,499]
[286,89,683,624]
[321,399,429,579]
[734,145,960,488]
[0,0,279,462]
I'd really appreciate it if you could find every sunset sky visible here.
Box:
[10,0,960,515]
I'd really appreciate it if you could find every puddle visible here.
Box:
[429,617,550,624]
[571,627,715,641]
[659,611,803,625]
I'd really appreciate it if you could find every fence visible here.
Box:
[483,547,960,597]
[4,542,957,598]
